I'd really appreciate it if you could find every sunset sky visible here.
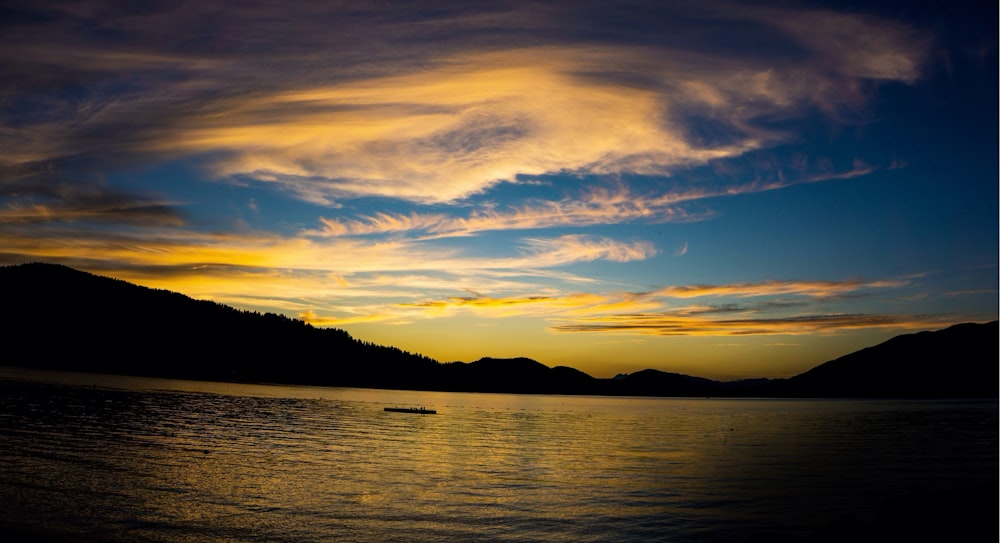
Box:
[2,1,996,379]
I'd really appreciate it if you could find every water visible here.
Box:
[0,367,996,542]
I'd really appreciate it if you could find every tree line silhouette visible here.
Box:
[3,263,997,397]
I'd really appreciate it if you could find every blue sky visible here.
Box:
[1,0,996,379]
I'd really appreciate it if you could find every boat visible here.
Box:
[384,406,436,414]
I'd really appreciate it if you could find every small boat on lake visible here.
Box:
[384,406,436,415]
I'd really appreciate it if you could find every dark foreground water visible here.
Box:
[0,367,996,542]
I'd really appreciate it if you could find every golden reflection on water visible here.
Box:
[0,368,996,542]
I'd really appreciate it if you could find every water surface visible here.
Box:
[0,367,995,542]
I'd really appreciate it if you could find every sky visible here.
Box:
[1,0,996,380]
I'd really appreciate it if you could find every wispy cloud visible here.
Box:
[400,291,661,320]
[373,276,923,332]
[518,235,656,265]
[540,277,944,336]
[0,0,973,368]
[141,47,768,204]
[138,42,904,205]
[1,1,929,207]
[0,227,653,276]
[551,313,949,336]
[657,279,911,299]
[0,201,183,227]
[310,160,879,239]
[0,176,187,227]
[755,4,928,83]
[310,184,710,238]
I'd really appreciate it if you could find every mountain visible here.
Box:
[1,262,440,387]
[436,357,604,394]
[2,263,996,397]
[779,321,999,397]
[607,369,723,397]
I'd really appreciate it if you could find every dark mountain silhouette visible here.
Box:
[2,263,996,397]
[1,262,440,388]
[777,321,999,397]
[436,357,604,394]
[609,369,722,397]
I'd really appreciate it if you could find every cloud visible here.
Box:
[309,160,876,239]
[311,186,708,239]
[0,201,183,226]
[399,291,661,320]
[144,47,764,204]
[756,5,928,83]
[517,235,656,265]
[0,222,652,326]
[532,277,941,336]
[376,276,917,327]
[0,224,652,291]
[656,279,911,299]
[142,40,908,204]
[551,313,949,336]
[0,1,958,345]
[0,184,185,227]
[0,1,930,206]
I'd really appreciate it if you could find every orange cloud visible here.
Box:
[0,221,658,327]
[551,313,950,336]
[2,2,929,214]
[656,279,911,299]
[518,235,656,265]
[121,38,914,205]
[400,291,662,320]
[383,277,919,326]
[139,48,758,204]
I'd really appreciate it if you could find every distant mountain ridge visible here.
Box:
[2,263,996,397]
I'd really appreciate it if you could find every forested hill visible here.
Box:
[2,263,997,397]
[1,262,439,387]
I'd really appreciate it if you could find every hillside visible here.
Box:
[2,263,996,397]
[781,322,999,397]
[1,262,440,387]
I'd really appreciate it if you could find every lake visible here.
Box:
[0,367,996,542]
